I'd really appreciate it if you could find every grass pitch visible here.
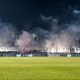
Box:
[0,57,80,80]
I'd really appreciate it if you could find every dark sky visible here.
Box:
[0,0,80,30]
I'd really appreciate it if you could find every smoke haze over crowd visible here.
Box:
[0,0,80,52]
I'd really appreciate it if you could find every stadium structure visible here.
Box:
[0,46,80,57]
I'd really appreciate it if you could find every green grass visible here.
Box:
[0,57,80,80]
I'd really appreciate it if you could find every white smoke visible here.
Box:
[40,14,80,52]
[0,22,16,47]
[15,31,37,53]
[0,8,80,53]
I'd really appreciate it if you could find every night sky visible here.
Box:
[0,0,80,31]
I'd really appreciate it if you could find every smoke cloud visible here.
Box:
[35,11,80,52]
[0,22,17,47]
[0,8,80,53]
[15,31,32,53]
